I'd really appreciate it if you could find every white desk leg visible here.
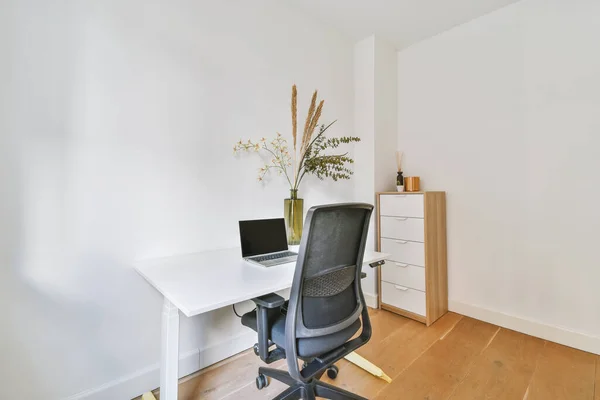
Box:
[160,298,180,400]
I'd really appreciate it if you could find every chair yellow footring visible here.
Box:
[344,352,392,383]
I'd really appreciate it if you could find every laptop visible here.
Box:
[239,218,298,267]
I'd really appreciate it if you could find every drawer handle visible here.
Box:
[395,217,408,221]
[395,262,409,268]
[395,240,408,244]
[394,285,409,291]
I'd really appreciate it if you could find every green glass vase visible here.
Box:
[284,189,303,245]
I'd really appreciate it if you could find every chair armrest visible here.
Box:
[369,260,385,268]
[251,293,285,308]
[250,293,285,363]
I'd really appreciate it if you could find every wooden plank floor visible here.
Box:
[140,309,600,400]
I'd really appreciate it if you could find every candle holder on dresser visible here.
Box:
[404,176,421,192]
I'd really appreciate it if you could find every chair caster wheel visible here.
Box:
[253,344,260,356]
[256,373,269,390]
[327,365,339,379]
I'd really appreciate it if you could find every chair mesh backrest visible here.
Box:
[303,267,356,297]
[298,206,370,330]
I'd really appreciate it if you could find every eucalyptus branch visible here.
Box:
[305,120,337,154]
[294,120,337,190]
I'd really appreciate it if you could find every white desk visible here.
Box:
[135,247,388,400]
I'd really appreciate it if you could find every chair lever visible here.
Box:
[265,347,286,364]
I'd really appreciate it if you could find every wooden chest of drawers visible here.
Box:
[376,192,448,326]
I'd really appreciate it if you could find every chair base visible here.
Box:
[259,367,368,400]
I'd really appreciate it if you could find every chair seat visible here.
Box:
[241,304,361,358]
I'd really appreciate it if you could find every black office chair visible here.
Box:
[241,203,374,400]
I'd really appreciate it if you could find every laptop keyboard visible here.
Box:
[251,251,297,262]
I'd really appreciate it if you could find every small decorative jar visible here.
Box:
[404,176,421,192]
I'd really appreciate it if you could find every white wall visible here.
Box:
[353,37,377,297]
[0,1,356,398]
[353,36,397,301]
[373,39,398,196]
[397,0,600,352]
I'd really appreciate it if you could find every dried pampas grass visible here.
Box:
[290,86,327,185]
[291,85,297,150]
[301,91,318,154]
[308,100,324,144]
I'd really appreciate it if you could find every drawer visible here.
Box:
[381,262,425,292]
[379,194,424,218]
[380,238,425,267]
[381,281,426,316]
[380,216,424,242]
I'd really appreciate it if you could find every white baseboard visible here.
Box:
[65,331,257,400]
[449,300,600,355]
[363,292,378,309]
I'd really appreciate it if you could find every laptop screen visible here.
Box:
[239,218,289,257]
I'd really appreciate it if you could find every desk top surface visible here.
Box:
[135,247,388,317]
